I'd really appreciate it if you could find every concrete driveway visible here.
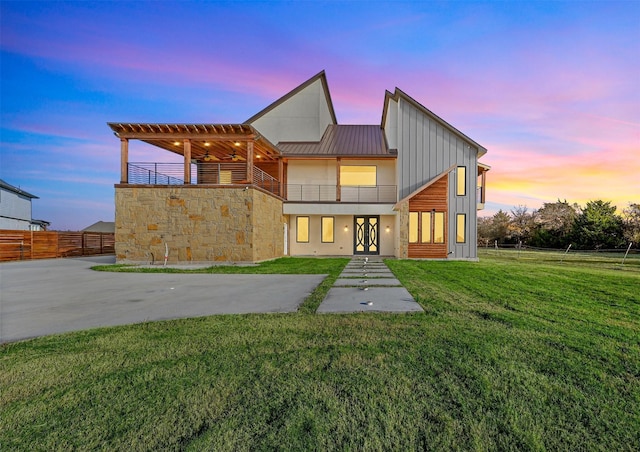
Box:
[0,256,325,343]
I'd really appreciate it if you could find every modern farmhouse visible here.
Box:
[110,71,488,263]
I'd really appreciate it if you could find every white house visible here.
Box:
[110,71,488,263]
[0,179,49,231]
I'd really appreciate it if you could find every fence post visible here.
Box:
[560,244,572,263]
[621,242,633,266]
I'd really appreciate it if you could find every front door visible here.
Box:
[354,216,379,255]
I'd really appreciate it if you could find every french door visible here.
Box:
[354,216,379,255]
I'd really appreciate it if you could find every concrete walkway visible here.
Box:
[318,257,423,313]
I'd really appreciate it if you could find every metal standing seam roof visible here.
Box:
[277,125,393,157]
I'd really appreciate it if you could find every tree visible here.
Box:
[530,200,579,248]
[492,210,512,244]
[622,203,640,247]
[477,216,493,247]
[571,200,625,249]
[509,205,536,244]
[477,210,511,245]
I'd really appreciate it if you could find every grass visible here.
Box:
[2,254,639,450]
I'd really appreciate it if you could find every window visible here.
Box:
[409,211,445,244]
[434,212,445,243]
[456,166,466,196]
[421,212,431,243]
[296,216,309,243]
[456,214,466,243]
[409,212,419,243]
[321,217,334,243]
[340,166,376,186]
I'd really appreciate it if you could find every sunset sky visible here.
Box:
[1,1,638,230]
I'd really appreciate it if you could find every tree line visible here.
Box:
[478,200,639,250]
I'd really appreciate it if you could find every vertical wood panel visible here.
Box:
[0,230,115,261]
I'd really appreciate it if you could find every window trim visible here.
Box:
[456,213,466,243]
[296,216,309,243]
[409,212,419,244]
[408,210,446,244]
[456,166,466,196]
[321,216,334,243]
[433,212,445,244]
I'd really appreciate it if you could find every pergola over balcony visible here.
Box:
[109,123,284,196]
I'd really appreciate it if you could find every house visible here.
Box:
[82,221,115,233]
[0,179,49,231]
[109,71,488,263]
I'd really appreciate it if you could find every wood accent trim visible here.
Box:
[407,175,449,259]
[246,140,254,182]
[278,157,284,198]
[183,139,191,184]
[394,164,455,209]
[120,138,128,183]
[336,157,341,201]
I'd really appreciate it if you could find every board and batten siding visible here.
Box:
[387,96,479,259]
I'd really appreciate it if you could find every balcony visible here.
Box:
[127,162,281,196]
[286,184,397,203]
[125,163,396,203]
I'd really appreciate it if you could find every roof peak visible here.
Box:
[245,70,338,125]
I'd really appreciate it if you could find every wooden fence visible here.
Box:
[0,230,115,262]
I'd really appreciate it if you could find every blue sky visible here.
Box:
[1,1,639,230]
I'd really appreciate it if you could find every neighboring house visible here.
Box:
[109,71,488,263]
[0,179,49,231]
[82,221,115,233]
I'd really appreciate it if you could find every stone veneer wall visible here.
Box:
[115,186,284,264]
[398,201,409,258]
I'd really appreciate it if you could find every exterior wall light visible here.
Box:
[386,226,391,233]
[344,225,349,232]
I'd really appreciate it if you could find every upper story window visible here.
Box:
[456,166,466,196]
[340,166,376,186]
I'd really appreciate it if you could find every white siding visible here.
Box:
[0,188,33,230]
[250,79,334,144]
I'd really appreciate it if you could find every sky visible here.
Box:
[1,0,639,230]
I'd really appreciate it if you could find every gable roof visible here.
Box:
[0,179,38,199]
[277,125,394,157]
[82,221,115,233]
[245,70,338,125]
[382,88,488,157]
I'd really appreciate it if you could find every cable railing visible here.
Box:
[286,185,397,203]
[127,162,281,196]
[126,164,396,202]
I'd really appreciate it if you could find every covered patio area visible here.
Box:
[109,123,285,197]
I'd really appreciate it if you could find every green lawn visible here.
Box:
[2,254,639,450]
